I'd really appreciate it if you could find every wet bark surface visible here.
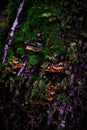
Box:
[0,1,87,130]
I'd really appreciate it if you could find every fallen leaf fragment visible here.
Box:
[26,45,40,52]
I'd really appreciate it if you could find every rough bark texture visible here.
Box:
[0,0,87,130]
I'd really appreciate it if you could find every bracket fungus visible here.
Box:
[45,61,67,73]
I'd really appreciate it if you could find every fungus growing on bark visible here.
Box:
[45,61,67,73]
[26,45,41,52]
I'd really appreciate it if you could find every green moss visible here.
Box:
[1,0,68,100]
[28,54,39,66]
[7,0,22,22]
[17,47,24,55]
[7,49,14,58]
